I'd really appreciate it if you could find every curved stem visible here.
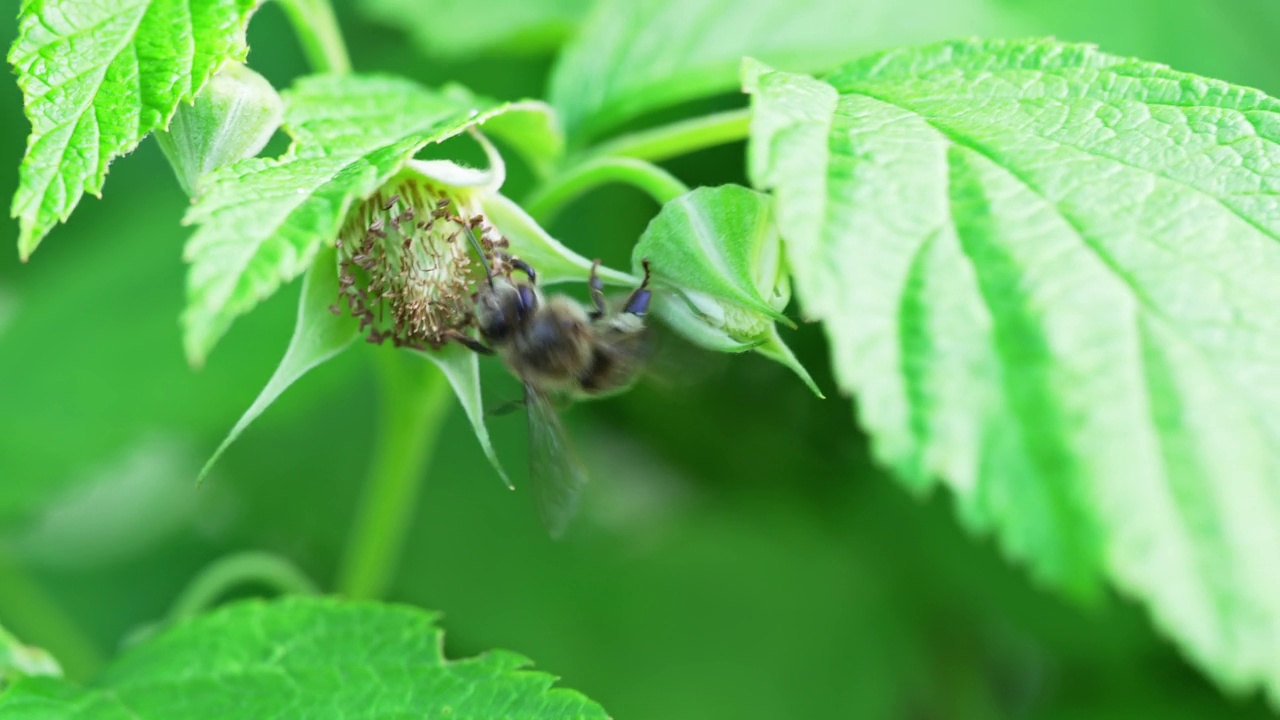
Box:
[337,351,453,600]
[166,552,321,624]
[0,546,102,682]
[525,156,691,223]
[580,108,751,164]
[276,0,352,74]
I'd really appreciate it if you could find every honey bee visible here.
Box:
[449,254,653,537]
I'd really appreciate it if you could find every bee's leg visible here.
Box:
[444,330,495,355]
[588,259,608,320]
[508,256,537,284]
[621,258,653,316]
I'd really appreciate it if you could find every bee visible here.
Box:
[448,254,653,537]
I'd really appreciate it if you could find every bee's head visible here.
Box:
[474,276,539,343]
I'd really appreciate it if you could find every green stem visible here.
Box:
[0,545,103,682]
[337,352,453,600]
[276,0,352,74]
[581,108,751,164]
[525,156,691,223]
[166,552,320,624]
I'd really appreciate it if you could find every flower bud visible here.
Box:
[157,62,284,196]
[633,185,822,396]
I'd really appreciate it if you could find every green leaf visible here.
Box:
[547,0,1020,142]
[0,597,609,718]
[9,0,256,259]
[181,74,555,365]
[357,0,592,58]
[197,245,357,483]
[632,185,820,395]
[745,41,1280,702]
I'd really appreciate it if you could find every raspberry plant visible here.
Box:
[5,0,1280,717]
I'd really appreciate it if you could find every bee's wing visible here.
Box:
[525,384,588,538]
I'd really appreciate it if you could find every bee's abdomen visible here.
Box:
[577,349,615,394]
[577,347,641,396]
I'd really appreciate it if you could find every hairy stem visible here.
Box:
[166,552,320,624]
[581,108,751,164]
[0,546,103,681]
[525,157,691,223]
[276,0,352,74]
[337,352,453,599]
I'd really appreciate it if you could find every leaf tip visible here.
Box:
[739,56,774,91]
[16,224,41,262]
[184,332,210,371]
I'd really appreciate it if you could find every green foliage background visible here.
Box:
[2,0,1279,717]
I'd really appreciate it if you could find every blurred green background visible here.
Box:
[3,1,1280,718]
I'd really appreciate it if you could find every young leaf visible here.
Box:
[548,0,1019,142]
[181,74,556,365]
[632,185,820,395]
[197,245,357,483]
[745,41,1280,702]
[357,0,592,58]
[9,0,257,259]
[0,597,608,718]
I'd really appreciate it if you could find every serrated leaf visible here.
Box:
[197,245,357,483]
[632,185,820,395]
[746,40,1280,703]
[0,597,609,718]
[181,74,556,365]
[548,0,1021,142]
[357,0,592,58]
[9,0,256,258]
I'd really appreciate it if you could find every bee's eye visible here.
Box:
[516,285,538,316]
